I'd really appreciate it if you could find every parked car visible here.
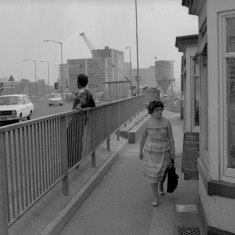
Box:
[0,94,34,122]
[49,93,63,106]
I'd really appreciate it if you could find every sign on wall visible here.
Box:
[182,132,199,180]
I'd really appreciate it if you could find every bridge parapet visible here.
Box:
[0,90,157,235]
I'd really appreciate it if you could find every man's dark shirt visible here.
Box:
[72,88,96,110]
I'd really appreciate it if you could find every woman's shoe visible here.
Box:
[152,197,159,207]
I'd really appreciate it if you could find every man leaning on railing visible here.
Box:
[68,74,96,168]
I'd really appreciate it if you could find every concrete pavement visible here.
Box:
[9,110,203,235]
[59,111,202,235]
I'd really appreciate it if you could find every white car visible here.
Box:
[49,93,63,106]
[0,94,34,122]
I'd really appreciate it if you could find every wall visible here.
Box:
[133,66,157,88]
[184,46,197,132]
[199,176,235,233]
[198,0,235,233]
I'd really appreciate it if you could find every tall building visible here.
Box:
[58,64,69,94]
[68,47,125,94]
[95,46,125,82]
[132,66,157,88]
[68,58,107,94]
[37,79,46,97]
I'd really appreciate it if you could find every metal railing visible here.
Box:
[0,91,157,234]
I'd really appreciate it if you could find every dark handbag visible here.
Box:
[167,159,179,193]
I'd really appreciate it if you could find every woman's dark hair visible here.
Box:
[147,100,164,114]
[77,74,88,87]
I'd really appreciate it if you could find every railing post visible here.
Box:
[91,109,96,168]
[117,101,120,141]
[91,152,96,168]
[0,133,8,235]
[107,104,111,151]
[60,116,69,196]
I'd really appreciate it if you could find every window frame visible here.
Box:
[219,11,235,180]
[191,57,200,131]
[199,46,209,167]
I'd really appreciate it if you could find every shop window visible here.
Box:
[223,15,235,173]
[226,18,235,52]
[227,58,235,168]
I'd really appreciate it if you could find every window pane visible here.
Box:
[227,58,235,168]
[194,76,200,126]
[193,59,200,127]
[226,18,235,52]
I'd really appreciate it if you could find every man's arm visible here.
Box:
[73,90,87,110]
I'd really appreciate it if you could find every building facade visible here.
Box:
[67,58,107,94]
[182,0,235,234]
[37,79,46,98]
[175,35,199,133]
[68,47,125,95]
[132,66,157,88]
[58,64,69,95]
[95,46,124,82]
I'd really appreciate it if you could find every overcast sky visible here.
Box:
[0,0,198,90]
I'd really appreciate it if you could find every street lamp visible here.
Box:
[126,46,132,83]
[135,0,140,95]
[44,40,64,98]
[23,59,37,96]
[40,60,50,95]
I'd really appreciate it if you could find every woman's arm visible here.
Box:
[139,128,147,160]
[167,120,175,159]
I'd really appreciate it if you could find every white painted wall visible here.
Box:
[184,46,197,132]
[198,1,235,233]
[199,177,235,233]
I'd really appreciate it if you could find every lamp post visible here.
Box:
[135,0,140,95]
[44,40,64,98]
[126,46,132,83]
[40,60,50,95]
[23,59,37,96]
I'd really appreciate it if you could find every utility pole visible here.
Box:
[135,0,140,95]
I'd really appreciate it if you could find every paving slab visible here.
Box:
[9,110,202,235]
[9,134,128,235]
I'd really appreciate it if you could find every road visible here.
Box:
[0,101,73,127]
[32,101,72,119]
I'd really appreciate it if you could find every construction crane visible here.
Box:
[80,32,111,82]
[80,32,130,84]
[80,32,133,98]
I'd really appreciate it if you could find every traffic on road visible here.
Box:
[0,101,73,127]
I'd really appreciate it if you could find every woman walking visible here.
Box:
[139,100,175,207]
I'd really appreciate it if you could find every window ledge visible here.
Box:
[198,158,235,199]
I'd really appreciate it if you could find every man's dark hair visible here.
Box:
[147,100,164,114]
[77,74,88,87]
